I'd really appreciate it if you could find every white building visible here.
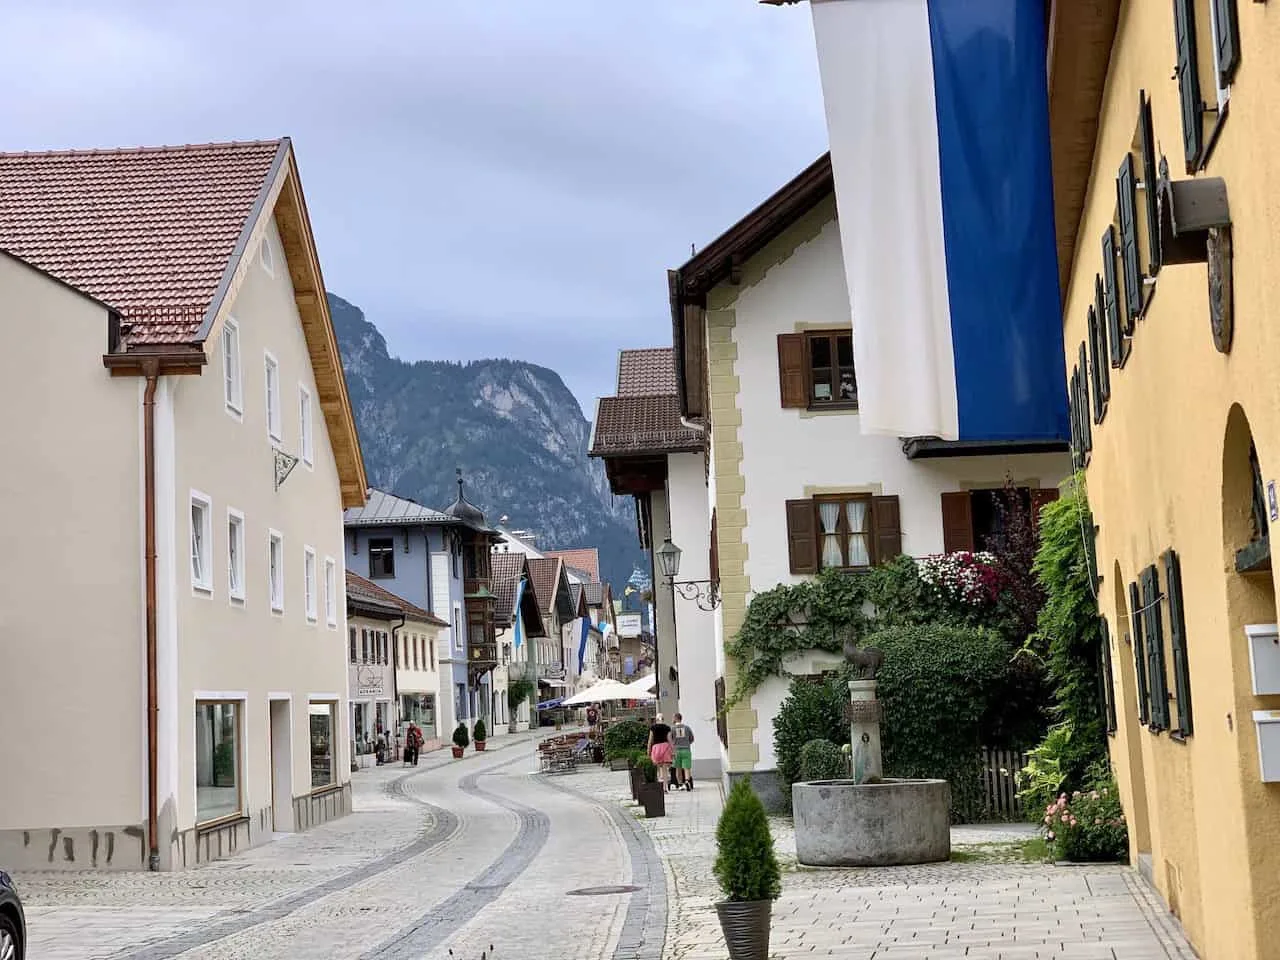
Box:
[0,139,367,868]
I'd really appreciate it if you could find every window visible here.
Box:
[777,330,857,409]
[402,693,436,738]
[260,235,275,277]
[453,607,463,652]
[430,636,436,670]
[265,353,282,442]
[368,537,395,579]
[939,487,1059,555]
[309,701,336,789]
[299,385,314,466]
[349,627,357,664]
[190,493,212,592]
[269,530,284,612]
[413,635,420,671]
[324,558,337,626]
[222,319,243,415]
[195,701,241,823]
[304,547,317,621]
[228,509,245,601]
[362,628,369,663]
[784,494,900,574]
[1100,618,1118,735]
[455,682,467,722]
[1139,564,1171,732]
[1163,549,1195,738]
[1173,0,1240,171]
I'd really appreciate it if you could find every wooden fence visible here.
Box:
[981,746,1030,820]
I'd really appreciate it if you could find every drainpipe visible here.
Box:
[389,611,406,741]
[142,361,161,873]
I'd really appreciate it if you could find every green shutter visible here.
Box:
[1102,225,1129,366]
[1130,580,1149,725]
[1100,617,1118,734]
[1087,305,1103,424]
[1084,511,1100,597]
[1143,565,1170,732]
[1078,343,1093,457]
[1117,153,1143,324]
[1213,0,1240,88]
[1173,0,1204,169]
[1093,276,1111,402]
[1139,92,1161,277]
[1163,548,1194,737]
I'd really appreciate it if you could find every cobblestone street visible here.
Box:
[12,736,1196,960]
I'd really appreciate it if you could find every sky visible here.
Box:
[1,1,829,411]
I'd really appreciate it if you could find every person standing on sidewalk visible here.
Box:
[671,713,695,791]
[647,713,673,790]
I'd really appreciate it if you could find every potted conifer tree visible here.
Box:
[473,718,487,751]
[451,722,469,759]
[634,757,665,818]
[713,778,781,960]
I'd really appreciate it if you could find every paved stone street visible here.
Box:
[12,735,1196,960]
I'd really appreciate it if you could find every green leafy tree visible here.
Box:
[507,678,535,713]
[713,778,781,903]
[772,678,849,804]
[798,739,848,782]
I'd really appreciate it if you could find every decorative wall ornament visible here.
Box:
[274,447,299,491]
[1208,225,1234,354]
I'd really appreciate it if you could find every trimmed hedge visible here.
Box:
[798,739,847,782]
[603,719,649,760]
[772,678,848,806]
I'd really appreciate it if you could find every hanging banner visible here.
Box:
[512,576,526,649]
[577,617,591,674]
[809,0,1068,442]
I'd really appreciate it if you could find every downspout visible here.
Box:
[142,361,161,873]
[389,611,406,745]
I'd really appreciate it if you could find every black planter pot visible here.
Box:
[629,767,644,801]
[636,781,666,818]
[609,757,629,772]
[715,900,772,960]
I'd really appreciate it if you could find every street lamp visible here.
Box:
[656,537,721,610]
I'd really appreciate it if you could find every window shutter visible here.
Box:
[940,492,975,554]
[1117,154,1143,325]
[1101,226,1128,363]
[1078,343,1093,457]
[1084,512,1100,595]
[1143,565,1170,731]
[1130,580,1149,725]
[1213,0,1240,88]
[1068,368,1079,468]
[1173,0,1203,169]
[785,499,819,574]
[777,334,806,408]
[1163,548,1194,736]
[1100,617,1118,734]
[1030,488,1059,535]
[872,495,902,562]
[1092,277,1111,403]
[1139,92,1161,277]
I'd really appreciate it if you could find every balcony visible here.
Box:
[468,642,499,667]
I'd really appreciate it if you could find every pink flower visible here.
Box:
[1047,831,1055,840]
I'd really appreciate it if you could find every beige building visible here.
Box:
[0,139,367,870]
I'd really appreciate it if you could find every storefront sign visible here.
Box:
[355,666,384,697]
[617,613,642,638]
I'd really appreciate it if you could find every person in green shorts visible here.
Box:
[671,713,695,791]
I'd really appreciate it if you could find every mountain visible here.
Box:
[328,292,645,590]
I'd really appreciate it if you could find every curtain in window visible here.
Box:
[819,501,844,568]
[846,500,870,567]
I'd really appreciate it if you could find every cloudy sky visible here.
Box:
[1,1,828,410]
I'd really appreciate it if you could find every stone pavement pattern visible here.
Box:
[13,734,1199,960]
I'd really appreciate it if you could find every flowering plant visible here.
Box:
[917,551,1007,607]
[1041,775,1128,862]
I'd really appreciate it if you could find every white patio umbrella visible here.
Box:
[623,673,656,696]
[562,679,654,706]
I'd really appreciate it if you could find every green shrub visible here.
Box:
[713,778,781,903]
[772,677,848,804]
[798,739,847,782]
[1016,721,1072,815]
[472,719,486,742]
[507,678,535,712]
[635,756,658,784]
[604,719,649,760]
[867,623,1011,822]
[1041,771,1129,862]
[452,723,469,749]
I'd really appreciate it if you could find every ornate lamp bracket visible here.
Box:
[274,448,299,491]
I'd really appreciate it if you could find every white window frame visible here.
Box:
[299,384,314,466]
[1208,3,1231,111]
[265,351,282,443]
[268,529,284,612]
[259,234,275,278]
[324,556,338,627]
[190,491,213,594]
[194,694,247,826]
[222,318,243,417]
[304,546,318,622]
[227,508,246,603]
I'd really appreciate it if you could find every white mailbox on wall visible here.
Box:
[1245,624,1280,696]
[1253,711,1280,783]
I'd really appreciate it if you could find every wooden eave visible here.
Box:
[1047,0,1122,302]
[518,581,548,638]
[602,455,668,497]
[670,153,834,418]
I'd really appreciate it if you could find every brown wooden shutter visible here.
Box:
[1030,488,1059,535]
[777,334,806,408]
[871,495,902,562]
[709,509,720,586]
[940,492,975,553]
[785,499,819,574]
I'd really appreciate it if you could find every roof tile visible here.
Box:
[345,570,447,626]
[590,394,704,456]
[543,548,600,582]
[617,347,677,397]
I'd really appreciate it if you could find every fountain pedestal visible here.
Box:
[848,679,883,784]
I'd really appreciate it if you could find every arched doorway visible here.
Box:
[1112,561,1152,861]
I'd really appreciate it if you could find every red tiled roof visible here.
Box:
[617,347,677,397]
[590,394,704,456]
[345,570,447,627]
[544,548,600,582]
[0,140,283,344]
[490,552,526,622]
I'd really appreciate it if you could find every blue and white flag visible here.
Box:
[512,576,526,650]
[577,618,591,674]
[809,0,1068,442]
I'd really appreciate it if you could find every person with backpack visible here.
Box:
[671,713,695,791]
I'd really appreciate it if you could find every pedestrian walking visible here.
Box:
[405,722,423,766]
[671,712,695,791]
[648,712,673,790]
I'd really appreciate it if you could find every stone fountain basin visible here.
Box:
[793,778,951,867]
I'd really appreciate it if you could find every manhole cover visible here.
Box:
[566,885,641,896]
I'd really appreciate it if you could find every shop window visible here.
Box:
[309,701,337,789]
[195,701,241,823]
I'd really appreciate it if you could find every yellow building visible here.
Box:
[1050,3,1280,957]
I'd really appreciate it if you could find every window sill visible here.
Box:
[800,402,859,418]
[196,812,247,833]
[271,604,284,615]
[225,403,243,421]
[306,614,318,624]
[1170,732,1191,744]
[310,781,343,798]
[192,582,213,596]
[230,593,246,606]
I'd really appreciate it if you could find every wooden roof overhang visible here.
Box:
[600,453,669,497]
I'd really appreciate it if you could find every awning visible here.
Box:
[536,697,566,710]
[539,678,568,688]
